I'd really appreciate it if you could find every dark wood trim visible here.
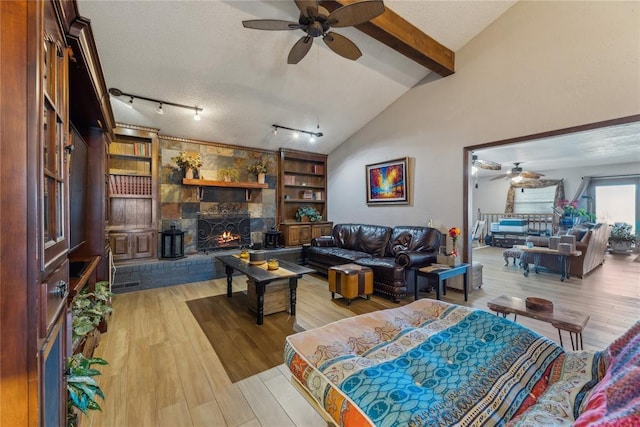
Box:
[321,0,455,76]
[182,179,269,189]
[67,16,115,136]
[159,133,278,155]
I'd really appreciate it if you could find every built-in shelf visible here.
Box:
[284,199,325,203]
[182,178,268,189]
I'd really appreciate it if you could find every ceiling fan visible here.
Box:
[242,0,386,64]
[471,154,501,171]
[489,162,545,181]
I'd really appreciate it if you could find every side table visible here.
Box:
[414,263,470,302]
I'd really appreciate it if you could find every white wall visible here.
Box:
[473,161,640,215]
[327,1,640,246]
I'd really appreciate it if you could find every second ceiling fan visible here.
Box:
[242,0,386,64]
[490,162,545,181]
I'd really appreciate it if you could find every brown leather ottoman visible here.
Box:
[328,264,373,305]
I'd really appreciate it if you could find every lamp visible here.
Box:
[109,87,203,119]
[272,124,323,139]
[512,175,523,183]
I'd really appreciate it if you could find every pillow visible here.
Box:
[574,321,640,426]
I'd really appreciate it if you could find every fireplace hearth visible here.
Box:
[197,214,251,252]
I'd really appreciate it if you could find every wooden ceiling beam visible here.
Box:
[321,0,455,76]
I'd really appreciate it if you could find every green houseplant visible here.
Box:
[66,353,108,427]
[608,222,636,252]
[71,284,113,351]
[295,206,322,222]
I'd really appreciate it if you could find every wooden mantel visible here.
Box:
[182,178,268,201]
[182,178,268,189]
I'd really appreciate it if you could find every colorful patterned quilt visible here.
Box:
[285,299,564,426]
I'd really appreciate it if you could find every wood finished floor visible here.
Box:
[87,247,640,427]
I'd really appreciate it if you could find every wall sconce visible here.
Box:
[272,124,323,141]
[109,88,203,120]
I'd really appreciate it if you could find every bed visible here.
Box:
[285,299,640,426]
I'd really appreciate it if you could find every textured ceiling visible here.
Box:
[77,0,516,154]
[473,120,640,177]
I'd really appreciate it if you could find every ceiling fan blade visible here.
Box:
[475,159,502,170]
[294,0,318,18]
[242,19,302,31]
[323,32,362,60]
[521,171,545,179]
[489,174,508,181]
[327,0,385,28]
[288,36,313,64]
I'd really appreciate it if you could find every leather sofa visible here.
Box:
[308,224,442,302]
[521,223,610,278]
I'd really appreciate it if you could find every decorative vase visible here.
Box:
[184,167,194,179]
[223,175,231,182]
[257,172,266,184]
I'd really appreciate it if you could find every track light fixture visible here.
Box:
[272,124,323,139]
[109,88,203,120]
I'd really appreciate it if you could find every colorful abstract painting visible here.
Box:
[366,157,409,204]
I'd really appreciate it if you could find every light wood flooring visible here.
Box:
[87,247,640,427]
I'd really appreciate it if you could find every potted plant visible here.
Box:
[172,151,202,179]
[247,158,270,183]
[71,285,113,354]
[66,353,108,427]
[295,206,322,222]
[218,167,239,182]
[608,222,636,253]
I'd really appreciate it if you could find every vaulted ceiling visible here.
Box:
[77,0,516,153]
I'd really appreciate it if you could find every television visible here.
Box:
[68,125,88,254]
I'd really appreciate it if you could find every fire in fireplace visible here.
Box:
[197,214,251,252]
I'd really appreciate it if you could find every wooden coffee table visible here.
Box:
[216,255,314,325]
[487,294,590,350]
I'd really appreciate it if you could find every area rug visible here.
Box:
[186,292,296,383]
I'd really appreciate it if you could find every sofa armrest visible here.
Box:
[311,236,336,247]
[395,251,438,268]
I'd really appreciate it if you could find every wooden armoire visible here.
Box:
[0,1,113,425]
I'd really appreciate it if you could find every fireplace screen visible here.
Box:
[197,215,251,252]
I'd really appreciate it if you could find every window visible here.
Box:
[513,185,557,213]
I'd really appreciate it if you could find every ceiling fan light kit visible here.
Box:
[242,0,386,64]
[108,87,203,121]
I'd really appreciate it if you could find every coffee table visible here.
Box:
[487,294,590,350]
[515,245,582,281]
[216,255,314,325]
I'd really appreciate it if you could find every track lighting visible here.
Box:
[108,87,203,119]
[271,124,323,139]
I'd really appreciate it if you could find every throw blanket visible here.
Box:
[285,299,563,426]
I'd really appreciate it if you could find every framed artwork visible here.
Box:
[366,157,409,205]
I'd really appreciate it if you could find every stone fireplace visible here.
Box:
[197,214,251,252]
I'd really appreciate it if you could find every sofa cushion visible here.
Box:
[332,224,362,250]
[574,321,640,426]
[307,246,372,265]
[568,227,589,242]
[384,226,441,257]
[356,224,392,256]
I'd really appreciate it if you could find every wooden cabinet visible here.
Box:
[280,222,333,246]
[0,2,113,425]
[108,126,158,260]
[278,149,331,246]
[109,231,156,261]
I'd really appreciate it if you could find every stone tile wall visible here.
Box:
[159,137,278,254]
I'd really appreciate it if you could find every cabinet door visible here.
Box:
[299,226,312,244]
[40,310,67,427]
[109,233,131,260]
[321,223,333,236]
[132,231,155,259]
[40,260,69,338]
[285,226,301,246]
[311,225,323,240]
